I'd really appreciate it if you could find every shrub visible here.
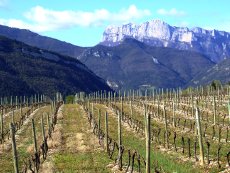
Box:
[65,95,75,104]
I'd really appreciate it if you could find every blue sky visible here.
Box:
[0,0,229,47]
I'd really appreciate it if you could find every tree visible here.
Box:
[65,95,75,104]
[211,80,222,90]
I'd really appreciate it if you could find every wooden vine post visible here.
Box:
[41,114,47,153]
[130,100,133,119]
[144,103,151,173]
[191,94,194,118]
[10,96,13,106]
[105,111,109,153]
[10,123,19,173]
[121,96,123,120]
[87,100,90,111]
[16,96,18,109]
[157,96,160,118]
[32,119,38,153]
[213,96,217,125]
[195,106,204,166]
[172,100,176,127]
[47,113,51,135]
[49,101,53,114]
[98,109,101,137]
[32,118,39,172]
[12,109,15,125]
[114,92,116,104]
[1,109,3,143]
[118,111,122,170]
[228,100,230,124]
[163,103,169,149]
[91,103,94,116]
[20,105,22,118]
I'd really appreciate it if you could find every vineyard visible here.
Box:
[0,87,230,173]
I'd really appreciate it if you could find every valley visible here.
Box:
[0,3,229,172]
[0,88,229,172]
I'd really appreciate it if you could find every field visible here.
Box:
[0,88,229,173]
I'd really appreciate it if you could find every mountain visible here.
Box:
[79,38,215,90]
[0,36,111,97]
[0,23,225,90]
[188,58,230,86]
[0,24,85,59]
[101,19,230,63]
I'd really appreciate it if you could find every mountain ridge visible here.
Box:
[0,23,228,90]
[80,38,215,90]
[101,19,230,62]
[0,24,85,59]
[187,58,230,86]
[0,35,111,97]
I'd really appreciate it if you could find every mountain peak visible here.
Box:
[148,19,168,25]
[101,19,230,62]
[102,19,172,43]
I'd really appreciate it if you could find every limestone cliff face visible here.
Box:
[101,19,230,62]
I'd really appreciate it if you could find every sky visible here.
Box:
[0,0,229,47]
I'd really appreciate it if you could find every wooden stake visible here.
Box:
[12,109,15,125]
[91,103,94,116]
[195,106,204,166]
[157,96,160,118]
[191,95,194,118]
[41,114,47,152]
[121,97,123,120]
[20,105,22,118]
[130,100,133,119]
[213,96,217,125]
[98,109,101,137]
[10,123,19,173]
[118,111,122,170]
[163,103,169,149]
[172,101,176,127]
[32,119,38,153]
[228,100,230,124]
[47,113,51,136]
[105,112,108,153]
[144,104,151,173]
[1,109,3,143]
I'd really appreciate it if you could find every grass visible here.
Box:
[52,104,111,173]
[0,105,52,172]
[1,106,30,138]
[91,103,203,173]
[0,100,228,172]
[54,152,110,173]
[113,100,229,171]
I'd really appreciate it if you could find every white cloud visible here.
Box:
[157,8,185,17]
[0,5,151,32]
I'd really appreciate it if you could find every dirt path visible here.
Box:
[40,104,111,173]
